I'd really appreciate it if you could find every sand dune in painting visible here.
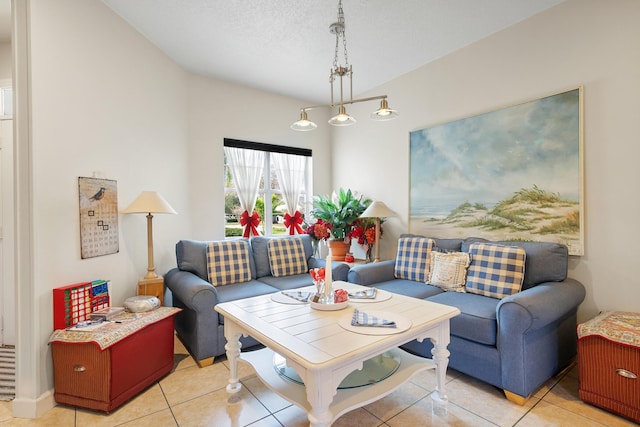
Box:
[411,186,581,254]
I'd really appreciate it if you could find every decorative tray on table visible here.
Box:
[310,300,349,311]
[309,288,349,311]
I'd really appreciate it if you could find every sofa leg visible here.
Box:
[196,357,215,368]
[504,390,528,405]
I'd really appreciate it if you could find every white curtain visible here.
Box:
[272,152,306,216]
[224,146,265,213]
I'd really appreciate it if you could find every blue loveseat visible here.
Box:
[165,234,349,366]
[347,235,586,404]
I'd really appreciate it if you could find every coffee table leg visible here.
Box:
[224,323,243,394]
[430,336,451,415]
[305,371,334,427]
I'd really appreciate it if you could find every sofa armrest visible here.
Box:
[497,278,586,334]
[347,260,396,286]
[496,278,586,397]
[165,268,220,312]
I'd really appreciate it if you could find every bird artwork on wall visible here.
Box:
[89,186,106,201]
[78,176,119,259]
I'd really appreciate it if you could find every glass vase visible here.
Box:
[366,245,374,263]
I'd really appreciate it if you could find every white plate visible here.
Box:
[348,289,392,303]
[338,310,412,335]
[310,300,350,311]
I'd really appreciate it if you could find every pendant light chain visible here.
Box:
[290,0,399,131]
[333,1,349,75]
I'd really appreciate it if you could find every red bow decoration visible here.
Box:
[240,210,260,237]
[284,211,304,235]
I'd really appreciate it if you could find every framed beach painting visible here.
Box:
[409,87,584,255]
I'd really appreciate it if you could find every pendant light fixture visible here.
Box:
[291,0,399,131]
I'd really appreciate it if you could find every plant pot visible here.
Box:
[328,240,350,261]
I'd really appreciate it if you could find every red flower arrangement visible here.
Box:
[348,218,382,262]
[304,218,332,242]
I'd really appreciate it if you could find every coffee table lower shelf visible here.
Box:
[240,346,435,422]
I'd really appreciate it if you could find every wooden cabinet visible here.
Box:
[50,307,179,412]
[137,276,165,305]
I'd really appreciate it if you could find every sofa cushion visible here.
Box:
[428,291,499,346]
[258,273,315,291]
[206,240,252,286]
[267,237,308,277]
[176,238,256,281]
[214,280,279,324]
[394,236,434,282]
[371,280,443,300]
[465,243,526,299]
[427,251,470,292]
[252,234,314,278]
[463,238,567,289]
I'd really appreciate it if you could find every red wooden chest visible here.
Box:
[578,311,640,424]
[50,307,180,412]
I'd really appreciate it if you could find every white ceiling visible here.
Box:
[1,1,567,103]
[102,0,565,104]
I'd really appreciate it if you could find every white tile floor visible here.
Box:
[0,335,635,426]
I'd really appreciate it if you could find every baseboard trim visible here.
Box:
[11,389,55,419]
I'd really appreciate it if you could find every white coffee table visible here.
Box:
[215,281,460,427]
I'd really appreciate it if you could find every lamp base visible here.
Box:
[137,276,164,306]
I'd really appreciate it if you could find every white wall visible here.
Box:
[332,0,640,321]
[18,0,191,416]
[16,0,334,417]
[0,42,10,80]
[186,75,332,240]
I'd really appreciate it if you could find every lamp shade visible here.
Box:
[361,201,395,218]
[291,110,318,131]
[123,191,177,215]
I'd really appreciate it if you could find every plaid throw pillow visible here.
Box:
[206,240,252,286]
[267,238,308,278]
[427,251,470,292]
[465,243,526,299]
[394,237,435,282]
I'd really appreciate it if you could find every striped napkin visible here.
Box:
[281,291,313,302]
[348,288,377,299]
[351,308,397,328]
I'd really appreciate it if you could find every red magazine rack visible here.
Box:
[53,280,110,330]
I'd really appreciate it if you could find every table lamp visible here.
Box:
[123,191,177,302]
[360,201,396,262]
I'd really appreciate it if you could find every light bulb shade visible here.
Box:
[328,105,356,126]
[291,110,318,131]
[371,99,399,121]
[123,191,177,215]
[361,201,396,218]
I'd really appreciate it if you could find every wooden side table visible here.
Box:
[137,276,164,305]
[49,307,180,412]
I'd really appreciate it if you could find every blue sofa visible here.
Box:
[347,235,586,404]
[165,234,349,367]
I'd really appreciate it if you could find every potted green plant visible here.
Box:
[310,188,371,260]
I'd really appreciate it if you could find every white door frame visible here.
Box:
[0,81,14,347]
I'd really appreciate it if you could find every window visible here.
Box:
[224,139,312,237]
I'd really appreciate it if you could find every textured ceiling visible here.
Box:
[102,0,565,104]
[1,1,567,103]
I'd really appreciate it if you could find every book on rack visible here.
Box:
[90,306,124,321]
